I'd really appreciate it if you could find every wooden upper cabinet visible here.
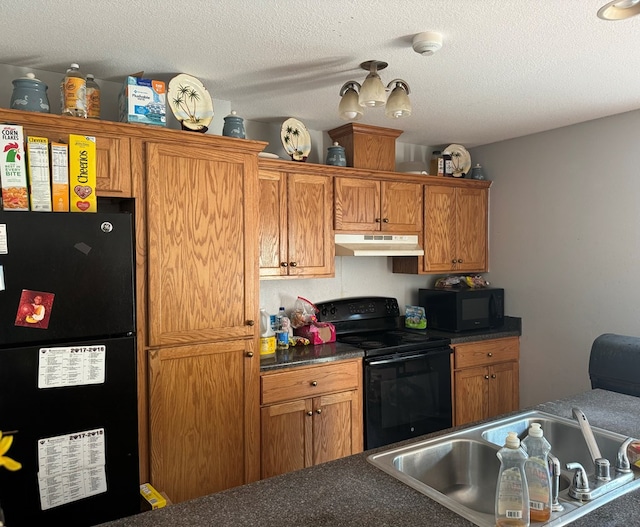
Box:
[422,185,487,273]
[144,141,258,346]
[258,168,334,279]
[334,177,421,233]
[0,110,133,197]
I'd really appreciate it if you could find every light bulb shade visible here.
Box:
[598,0,640,19]
[359,73,386,107]
[385,81,412,119]
[338,85,363,120]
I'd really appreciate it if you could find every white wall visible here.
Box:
[470,109,640,408]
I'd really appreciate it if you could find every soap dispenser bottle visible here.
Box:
[495,431,530,527]
[521,422,552,522]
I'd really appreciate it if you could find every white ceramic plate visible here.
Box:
[443,143,471,177]
[281,118,311,161]
[168,74,214,131]
[258,152,280,159]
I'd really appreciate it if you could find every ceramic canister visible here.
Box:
[326,142,347,166]
[222,110,246,139]
[10,73,50,113]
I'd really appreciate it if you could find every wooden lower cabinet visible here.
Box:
[260,359,363,479]
[453,337,520,426]
[148,339,260,503]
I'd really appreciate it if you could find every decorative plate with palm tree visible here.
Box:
[168,74,214,132]
[280,118,311,161]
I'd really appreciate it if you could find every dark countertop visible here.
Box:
[98,389,639,527]
[260,316,522,372]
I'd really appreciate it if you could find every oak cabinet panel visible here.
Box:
[258,169,334,278]
[453,337,520,426]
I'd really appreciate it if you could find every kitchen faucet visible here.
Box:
[566,407,635,500]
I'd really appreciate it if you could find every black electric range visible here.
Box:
[316,296,453,449]
[315,296,451,358]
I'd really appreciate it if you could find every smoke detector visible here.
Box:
[412,31,443,56]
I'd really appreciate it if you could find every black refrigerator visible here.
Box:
[0,211,140,526]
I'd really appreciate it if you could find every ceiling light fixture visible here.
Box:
[598,0,640,19]
[338,60,411,120]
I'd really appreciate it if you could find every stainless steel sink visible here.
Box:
[368,410,640,527]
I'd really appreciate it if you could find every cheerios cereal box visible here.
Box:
[0,124,29,210]
[68,134,97,213]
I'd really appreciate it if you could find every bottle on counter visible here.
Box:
[85,74,101,119]
[260,308,276,356]
[60,63,87,118]
[521,423,552,522]
[276,306,290,350]
[495,431,530,527]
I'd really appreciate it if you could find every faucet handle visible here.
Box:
[616,437,634,474]
[567,462,591,499]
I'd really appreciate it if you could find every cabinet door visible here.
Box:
[17,123,132,197]
[380,181,422,232]
[488,361,519,419]
[423,185,457,272]
[258,170,288,277]
[261,399,312,478]
[454,366,488,426]
[286,172,334,277]
[145,142,257,346]
[148,340,260,503]
[313,390,363,465]
[334,177,381,231]
[455,187,488,272]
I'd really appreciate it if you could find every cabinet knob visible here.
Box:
[382,218,389,223]
[484,375,490,380]
[247,320,255,326]
[307,411,313,417]
[280,262,288,267]
[246,351,254,358]
[457,259,463,263]
[311,380,318,387]
[491,374,497,379]
[487,352,493,357]
[289,261,298,267]
[451,259,457,264]
[375,218,381,223]
[316,408,322,415]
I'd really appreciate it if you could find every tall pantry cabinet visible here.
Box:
[132,134,266,503]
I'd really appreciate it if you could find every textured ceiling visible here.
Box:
[3,0,640,147]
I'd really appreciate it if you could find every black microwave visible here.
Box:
[418,287,504,332]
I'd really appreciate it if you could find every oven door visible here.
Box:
[364,347,452,450]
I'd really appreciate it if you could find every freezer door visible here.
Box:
[0,336,140,526]
[0,212,135,346]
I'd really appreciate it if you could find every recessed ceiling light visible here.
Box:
[598,0,640,20]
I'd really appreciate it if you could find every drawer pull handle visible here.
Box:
[484,375,490,380]
[487,352,493,357]
[316,408,322,415]
[311,381,318,387]
[307,411,313,416]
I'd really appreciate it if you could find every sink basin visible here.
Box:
[368,410,640,527]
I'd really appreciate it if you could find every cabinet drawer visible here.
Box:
[261,360,360,405]
[454,337,519,369]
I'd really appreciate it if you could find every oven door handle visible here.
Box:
[366,347,452,366]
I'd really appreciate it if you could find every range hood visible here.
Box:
[334,234,424,257]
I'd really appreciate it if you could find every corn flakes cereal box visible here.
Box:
[0,124,29,210]
[50,142,69,212]
[68,135,96,213]
[26,136,52,212]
